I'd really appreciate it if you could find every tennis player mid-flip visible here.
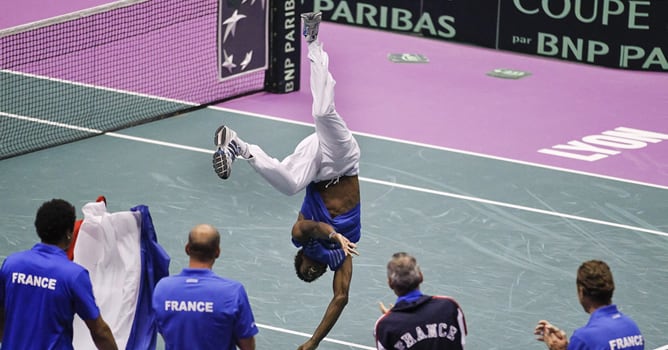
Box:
[212,12,361,350]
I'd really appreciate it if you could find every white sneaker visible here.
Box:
[301,12,322,43]
[231,135,251,159]
[213,125,236,179]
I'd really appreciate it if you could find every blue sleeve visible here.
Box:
[567,334,589,350]
[234,285,258,340]
[72,269,101,321]
[326,248,346,271]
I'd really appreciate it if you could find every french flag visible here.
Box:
[69,196,170,350]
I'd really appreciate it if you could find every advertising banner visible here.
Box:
[218,0,269,81]
[308,0,496,46]
[303,0,668,72]
[265,0,302,93]
[498,0,668,71]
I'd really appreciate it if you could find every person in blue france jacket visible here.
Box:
[152,224,258,350]
[534,260,644,350]
[0,198,117,349]
[374,252,467,350]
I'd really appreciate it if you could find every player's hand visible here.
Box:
[297,339,317,350]
[332,233,359,256]
[534,320,567,350]
[378,302,394,314]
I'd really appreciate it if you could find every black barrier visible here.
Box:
[498,0,668,71]
[265,0,302,93]
[303,0,667,72]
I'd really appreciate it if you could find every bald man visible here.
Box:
[152,224,258,350]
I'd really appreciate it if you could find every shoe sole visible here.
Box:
[213,125,232,179]
[213,149,231,179]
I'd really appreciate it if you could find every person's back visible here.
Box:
[569,304,643,350]
[375,253,467,350]
[534,260,643,350]
[1,244,99,349]
[0,198,117,350]
[375,295,465,350]
[153,270,255,350]
[152,224,257,350]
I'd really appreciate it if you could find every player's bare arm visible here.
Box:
[292,217,358,256]
[297,255,352,350]
[85,316,118,350]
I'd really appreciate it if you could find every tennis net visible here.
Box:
[0,0,295,159]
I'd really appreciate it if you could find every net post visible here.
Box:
[264,0,301,93]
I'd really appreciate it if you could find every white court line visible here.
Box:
[100,132,667,238]
[1,111,104,134]
[3,68,666,191]
[1,69,197,106]
[654,345,668,350]
[256,323,375,350]
[211,105,668,192]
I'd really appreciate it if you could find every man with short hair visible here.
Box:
[374,252,467,350]
[0,198,118,349]
[212,12,359,350]
[152,224,258,350]
[534,260,644,350]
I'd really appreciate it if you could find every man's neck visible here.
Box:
[42,240,69,251]
[189,260,214,269]
[586,302,610,314]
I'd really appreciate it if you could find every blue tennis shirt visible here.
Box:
[152,268,259,350]
[569,304,644,350]
[0,243,100,349]
[293,182,361,270]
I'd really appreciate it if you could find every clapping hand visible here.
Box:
[378,302,394,314]
[534,320,568,350]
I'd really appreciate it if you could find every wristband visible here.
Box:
[328,231,337,240]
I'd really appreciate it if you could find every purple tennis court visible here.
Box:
[221,22,668,188]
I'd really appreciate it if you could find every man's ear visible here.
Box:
[419,271,424,284]
[185,243,191,256]
[215,246,221,259]
[387,277,393,289]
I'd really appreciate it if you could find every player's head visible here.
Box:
[186,224,221,263]
[294,249,327,282]
[34,199,76,245]
[576,260,614,306]
[386,252,423,296]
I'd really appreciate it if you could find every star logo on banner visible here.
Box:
[242,0,266,7]
[240,51,253,70]
[222,49,237,73]
[218,0,268,81]
[222,10,247,43]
